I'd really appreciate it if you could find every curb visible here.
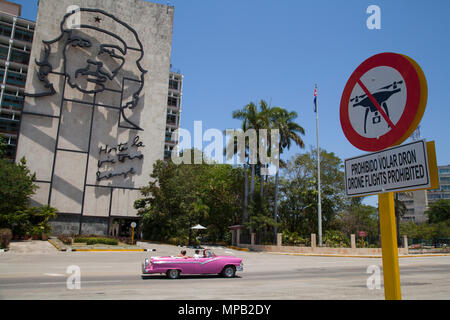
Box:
[266,252,450,258]
[48,239,67,251]
[227,246,249,252]
[0,248,9,252]
[267,252,382,258]
[69,248,156,252]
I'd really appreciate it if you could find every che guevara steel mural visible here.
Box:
[25,8,146,182]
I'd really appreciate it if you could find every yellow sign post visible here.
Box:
[130,221,137,245]
[378,192,402,300]
[340,52,433,300]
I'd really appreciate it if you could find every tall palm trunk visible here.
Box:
[250,164,255,200]
[243,163,248,223]
[274,169,279,242]
[260,169,264,198]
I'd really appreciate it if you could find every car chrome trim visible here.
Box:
[151,257,226,265]
[152,260,200,264]
[200,257,223,265]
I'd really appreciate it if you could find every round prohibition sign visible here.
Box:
[340,52,427,152]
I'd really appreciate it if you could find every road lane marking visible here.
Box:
[38,280,123,285]
[0,280,124,287]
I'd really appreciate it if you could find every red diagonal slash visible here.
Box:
[357,79,396,129]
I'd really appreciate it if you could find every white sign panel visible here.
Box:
[345,140,431,196]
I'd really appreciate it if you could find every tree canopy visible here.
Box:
[0,139,58,237]
[135,150,244,244]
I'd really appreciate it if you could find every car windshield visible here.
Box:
[203,249,215,258]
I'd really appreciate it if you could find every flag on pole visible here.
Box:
[313,86,317,112]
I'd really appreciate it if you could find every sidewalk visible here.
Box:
[3,240,60,254]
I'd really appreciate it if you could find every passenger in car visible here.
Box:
[193,250,201,259]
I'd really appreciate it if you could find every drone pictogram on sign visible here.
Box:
[340,52,427,152]
[351,80,403,134]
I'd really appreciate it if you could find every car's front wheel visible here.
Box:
[221,265,236,278]
[166,269,180,279]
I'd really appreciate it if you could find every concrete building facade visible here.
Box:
[398,190,428,223]
[427,165,450,203]
[399,165,450,224]
[15,0,175,235]
[0,0,34,159]
[164,71,182,160]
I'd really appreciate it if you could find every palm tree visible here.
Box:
[232,102,259,203]
[256,100,272,199]
[231,101,305,243]
[231,101,271,226]
[225,120,250,224]
[269,107,305,241]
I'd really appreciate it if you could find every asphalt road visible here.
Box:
[0,243,449,299]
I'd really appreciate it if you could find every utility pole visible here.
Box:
[314,84,322,246]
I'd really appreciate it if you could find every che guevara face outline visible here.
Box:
[63,32,126,94]
[26,8,147,130]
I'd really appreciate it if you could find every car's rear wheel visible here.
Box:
[166,269,180,279]
[221,265,236,278]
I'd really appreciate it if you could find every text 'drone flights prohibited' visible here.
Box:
[345,140,433,196]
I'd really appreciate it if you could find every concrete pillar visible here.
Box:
[311,234,316,248]
[231,230,236,245]
[251,233,255,246]
[403,235,409,254]
[277,233,282,246]
[351,234,356,249]
[236,229,241,246]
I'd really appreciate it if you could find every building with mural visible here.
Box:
[13,0,177,235]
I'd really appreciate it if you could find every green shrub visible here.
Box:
[356,238,369,248]
[0,228,12,249]
[167,236,188,246]
[57,235,73,245]
[88,238,118,245]
[282,231,310,246]
[73,237,118,245]
[323,230,350,248]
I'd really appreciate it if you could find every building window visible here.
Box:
[0,70,26,87]
[166,114,177,125]
[0,46,8,59]
[11,48,30,65]
[2,94,24,110]
[168,96,178,107]
[0,25,12,37]
[14,29,34,43]
[169,79,179,90]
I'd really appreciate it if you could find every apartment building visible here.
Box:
[164,71,183,160]
[0,1,34,159]
[428,165,450,203]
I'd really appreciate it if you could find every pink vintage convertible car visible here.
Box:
[141,249,243,279]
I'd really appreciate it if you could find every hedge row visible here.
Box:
[73,237,118,245]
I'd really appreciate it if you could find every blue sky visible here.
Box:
[17,0,450,206]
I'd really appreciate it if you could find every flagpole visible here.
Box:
[315,84,322,247]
